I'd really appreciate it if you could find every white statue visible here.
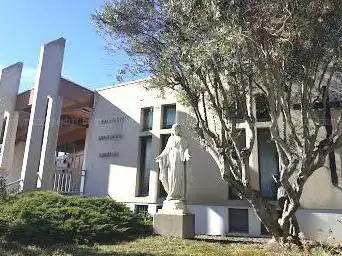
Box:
[156,124,191,212]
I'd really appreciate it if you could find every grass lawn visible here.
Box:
[0,236,338,256]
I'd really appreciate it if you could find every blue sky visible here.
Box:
[0,0,136,91]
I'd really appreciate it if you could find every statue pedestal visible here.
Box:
[153,199,195,239]
[153,212,195,239]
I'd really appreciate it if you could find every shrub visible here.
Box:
[0,191,152,245]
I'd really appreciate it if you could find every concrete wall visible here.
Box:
[84,80,227,205]
[84,80,342,239]
[300,166,342,209]
[299,109,342,209]
[0,63,22,175]
[297,209,342,242]
[8,141,26,183]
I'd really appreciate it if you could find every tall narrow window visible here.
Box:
[0,116,8,155]
[138,136,153,196]
[158,134,171,197]
[162,104,176,129]
[229,129,246,200]
[233,99,246,122]
[142,107,153,131]
[256,95,271,122]
[258,128,279,200]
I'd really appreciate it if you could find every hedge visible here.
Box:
[0,191,152,245]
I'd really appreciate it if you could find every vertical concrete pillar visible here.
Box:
[149,105,162,202]
[38,96,63,189]
[0,63,23,175]
[20,38,65,191]
[80,127,91,194]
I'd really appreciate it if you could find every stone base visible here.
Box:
[158,199,188,215]
[153,213,195,239]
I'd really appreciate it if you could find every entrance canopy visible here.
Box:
[15,78,94,147]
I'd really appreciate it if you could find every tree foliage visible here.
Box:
[93,0,342,243]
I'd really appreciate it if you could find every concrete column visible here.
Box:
[0,63,23,175]
[20,38,65,191]
[149,105,162,202]
[38,96,63,189]
[80,127,91,194]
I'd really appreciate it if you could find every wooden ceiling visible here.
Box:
[15,78,94,147]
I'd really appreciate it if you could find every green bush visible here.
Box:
[0,191,152,245]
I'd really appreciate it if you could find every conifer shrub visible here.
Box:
[0,191,152,245]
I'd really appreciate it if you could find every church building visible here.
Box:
[1,38,342,241]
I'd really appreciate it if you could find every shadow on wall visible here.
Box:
[177,110,228,204]
[84,93,158,198]
[84,91,229,204]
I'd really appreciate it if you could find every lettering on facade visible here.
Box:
[99,152,120,158]
[98,134,123,141]
[100,116,126,125]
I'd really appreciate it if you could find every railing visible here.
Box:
[53,169,78,194]
[52,153,84,195]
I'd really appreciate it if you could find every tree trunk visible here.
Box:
[255,197,301,245]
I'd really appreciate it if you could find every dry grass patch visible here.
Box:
[0,236,338,256]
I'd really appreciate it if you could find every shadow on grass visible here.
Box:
[194,236,265,245]
[0,240,156,256]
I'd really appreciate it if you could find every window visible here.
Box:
[229,208,249,233]
[232,99,247,122]
[229,129,246,200]
[56,140,85,156]
[142,107,153,131]
[162,104,176,129]
[158,134,170,197]
[135,204,149,215]
[160,134,171,152]
[258,129,279,200]
[138,136,153,196]
[0,116,8,155]
[256,95,271,122]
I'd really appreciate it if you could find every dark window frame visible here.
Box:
[158,134,171,198]
[142,107,153,131]
[229,129,246,200]
[257,128,279,200]
[135,204,149,215]
[256,95,271,122]
[229,208,249,233]
[137,136,152,197]
[161,104,176,129]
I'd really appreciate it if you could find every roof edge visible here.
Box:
[96,77,151,92]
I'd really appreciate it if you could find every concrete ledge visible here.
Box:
[153,213,195,239]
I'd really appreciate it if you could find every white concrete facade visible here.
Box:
[20,38,65,191]
[1,38,342,242]
[83,81,342,241]
[0,63,22,174]
[0,38,88,194]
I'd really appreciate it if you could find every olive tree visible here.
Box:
[92,0,342,243]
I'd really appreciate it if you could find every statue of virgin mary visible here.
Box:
[156,124,191,211]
